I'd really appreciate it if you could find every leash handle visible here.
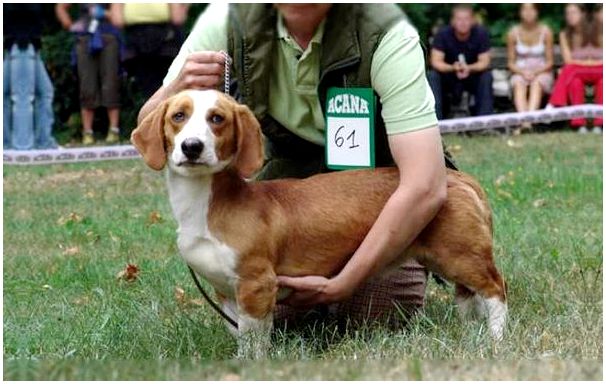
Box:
[187,266,238,329]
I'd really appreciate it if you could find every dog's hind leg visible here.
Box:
[455,264,507,340]
[475,293,507,341]
[422,252,507,340]
[471,262,507,341]
[455,284,477,319]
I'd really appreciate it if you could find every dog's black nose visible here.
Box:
[181,138,204,160]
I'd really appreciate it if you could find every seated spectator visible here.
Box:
[507,3,554,132]
[428,4,493,120]
[109,3,189,99]
[548,3,602,134]
[3,4,58,150]
[56,4,122,145]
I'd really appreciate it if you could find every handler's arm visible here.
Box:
[279,128,447,305]
[332,127,447,296]
[278,20,447,306]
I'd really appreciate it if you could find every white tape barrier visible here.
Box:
[438,103,602,133]
[3,104,603,165]
[3,145,140,165]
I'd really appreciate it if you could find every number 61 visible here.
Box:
[335,126,360,149]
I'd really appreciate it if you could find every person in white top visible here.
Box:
[506,3,554,131]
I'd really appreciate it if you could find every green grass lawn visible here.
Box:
[3,132,603,380]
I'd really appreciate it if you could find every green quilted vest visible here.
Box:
[227,4,455,176]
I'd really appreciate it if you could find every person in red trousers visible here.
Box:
[548,4,602,134]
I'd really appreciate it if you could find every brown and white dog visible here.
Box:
[131,90,507,358]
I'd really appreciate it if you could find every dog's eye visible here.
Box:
[210,114,224,124]
[172,112,186,122]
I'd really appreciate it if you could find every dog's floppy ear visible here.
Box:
[232,104,264,178]
[131,101,169,170]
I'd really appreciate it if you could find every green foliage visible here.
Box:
[401,4,568,45]
[40,30,78,126]
[480,3,567,45]
[401,4,450,43]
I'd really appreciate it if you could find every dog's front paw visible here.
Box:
[237,336,268,359]
[236,313,273,359]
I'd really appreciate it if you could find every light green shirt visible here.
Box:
[164,3,437,145]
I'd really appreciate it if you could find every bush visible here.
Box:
[401,3,568,45]
[40,30,78,128]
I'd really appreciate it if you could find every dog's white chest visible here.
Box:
[168,172,239,298]
[178,234,238,297]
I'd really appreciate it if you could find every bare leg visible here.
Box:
[107,107,120,129]
[81,108,94,133]
[512,82,531,133]
[520,81,544,132]
[528,80,544,112]
[522,80,545,131]
[513,82,528,113]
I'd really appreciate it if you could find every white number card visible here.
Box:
[325,88,375,170]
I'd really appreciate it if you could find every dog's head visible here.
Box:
[131,90,264,178]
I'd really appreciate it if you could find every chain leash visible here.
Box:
[220,50,232,95]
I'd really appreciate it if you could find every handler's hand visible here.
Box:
[170,51,225,94]
[277,275,353,308]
